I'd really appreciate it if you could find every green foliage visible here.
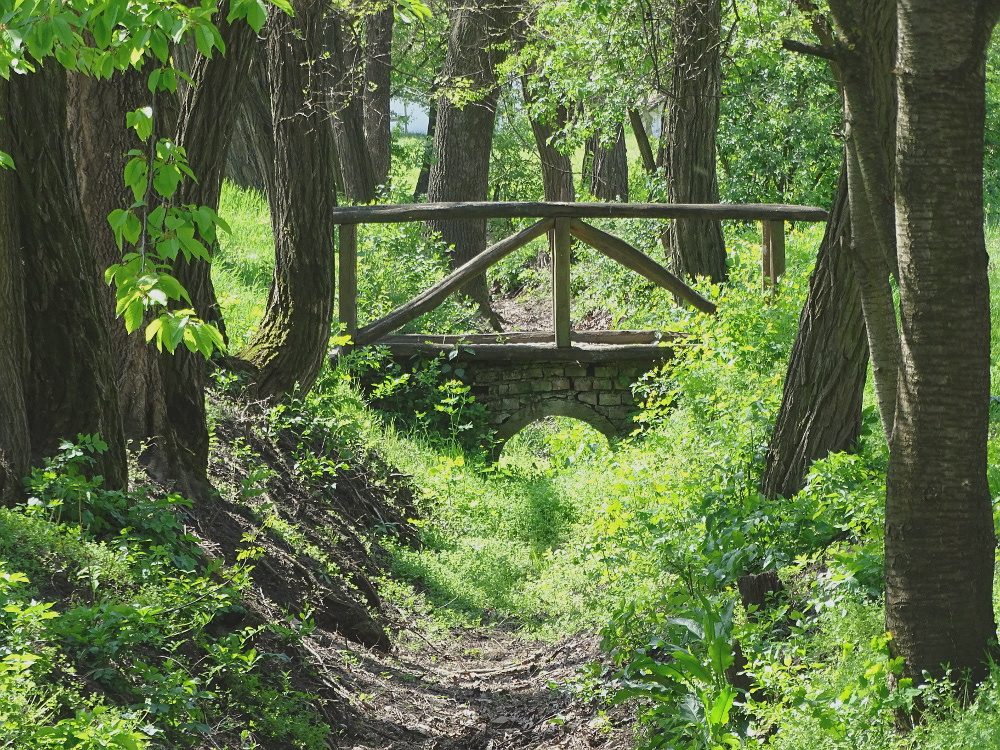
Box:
[339,346,494,455]
[0,0,293,359]
[0,439,333,749]
[609,592,744,750]
[718,2,841,206]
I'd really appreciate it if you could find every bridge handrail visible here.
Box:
[328,201,828,225]
[336,201,829,347]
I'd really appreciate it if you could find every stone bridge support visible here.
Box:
[364,331,675,452]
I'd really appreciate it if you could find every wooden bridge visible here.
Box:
[333,202,827,447]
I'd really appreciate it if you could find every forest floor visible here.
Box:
[312,625,635,749]
[187,387,637,749]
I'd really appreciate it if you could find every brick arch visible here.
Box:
[351,332,676,460]
[493,400,619,445]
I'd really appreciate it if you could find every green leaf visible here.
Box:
[123,299,144,333]
[709,685,736,726]
[195,23,215,58]
[245,0,267,33]
[149,29,169,63]
[152,164,181,198]
[0,152,14,170]
[671,650,713,684]
[123,157,148,202]
[145,317,165,349]
[126,106,154,141]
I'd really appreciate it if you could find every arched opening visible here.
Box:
[492,401,618,462]
[496,415,612,472]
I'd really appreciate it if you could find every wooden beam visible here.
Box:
[376,329,682,346]
[354,218,554,346]
[338,223,358,339]
[368,341,676,364]
[327,201,829,225]
[762,219,786,288]
[552,218,572,347]
[568,219,717,314]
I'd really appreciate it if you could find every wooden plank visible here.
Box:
[376,329,682,346]
[371,341,677,364]
[568,219,717,314]
[354,218,554,346]
[771,219,786,280]
[552,218,572,348]
[338,223,358,339]
[327,201,830,225]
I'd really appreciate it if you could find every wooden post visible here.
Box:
[762,219,786,289]
[338,223,358,340]
[552,217,572,348]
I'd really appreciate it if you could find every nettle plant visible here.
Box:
[0,0,290,356]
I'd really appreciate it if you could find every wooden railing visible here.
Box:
[333,201,829,348]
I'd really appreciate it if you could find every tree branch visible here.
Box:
[781,38,839,61]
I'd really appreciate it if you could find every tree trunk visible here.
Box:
[522,77,574,203]
[662,0,726,283]
[885,0,999,687]
[828,0,900,444]
[629,108,657,176]
[762,162,868,499]
[427,0,518,310]
[587,125,629,201]
[239,0,340,402]
[6,65,126,487]
[413,99,437,200]
[329,14,378,204]
[226,51,274,196]
[364,3,394,189]
[165,6,259,485]
[0,82,29,504]
[66,67,190,485]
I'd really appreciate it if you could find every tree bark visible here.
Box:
[329,13,378,204]
[238,0,340,402]
[762,162,868,499]
[413,98,437,200]
[885,0,1000,687]
[662,0,726,283]
[629,108,657,176]
[0,82,29,504]
[827,0,900,443]
[226,51,274,196]
[66,67,190,485]
[587,126,629,201]
[6,64,126,487]
[364,3,395,189]
[426,0,519,310]
[165,6,260,485]
[521,77,574,203]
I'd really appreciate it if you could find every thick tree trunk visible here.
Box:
[0,83,29,504]
[762,162,868,499]
[6,65,126,487]
[66,67,189,484]
[364,4,394,189]
[587,126,629,201]
[239,0,340,402]
[885,0,999,687]
[662,0,726,283]
[427,0,518,309]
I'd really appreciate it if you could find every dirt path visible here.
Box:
[303,624,636,749]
